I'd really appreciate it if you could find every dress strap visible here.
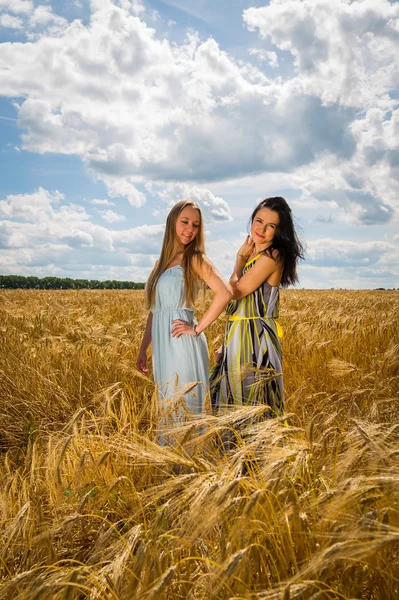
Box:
[245,253,262,267]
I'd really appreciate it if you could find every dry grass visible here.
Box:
[0,288,398,599]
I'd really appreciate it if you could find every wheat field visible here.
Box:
[0,289,398,599]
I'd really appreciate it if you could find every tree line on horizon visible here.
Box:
[0,275,145,290]
[0,275,395,292]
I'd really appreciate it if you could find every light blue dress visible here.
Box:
[151,265,209,439]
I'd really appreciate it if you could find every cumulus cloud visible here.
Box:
[1,186,398,286]
[150,183,232,221]
[98,209,126,223]
[0,0,366,215]
[28,5,68,31]
[89,198,115,206]
[241,0,399,225]
[1,0,396,227]
[114,223,165,254]
[244,0,399,110]
[0,0,33,15]
[101,177,147,207]
[0,12,23,28]
[298,237,399,289]
[0,187,64,221]
[249,48,279,68]
[0,187,164,278]
[307,238,395,268]
[1,0,399,283]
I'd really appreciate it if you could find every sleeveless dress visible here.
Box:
[151,265,209,441]
[210,254,284,415]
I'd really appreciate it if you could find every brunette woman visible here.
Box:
[211,196,304,415]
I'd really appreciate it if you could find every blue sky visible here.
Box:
[0,0,398,288]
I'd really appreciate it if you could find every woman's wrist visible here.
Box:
[193,323,205,336]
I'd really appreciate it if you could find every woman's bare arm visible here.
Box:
[136,311,153,373]
[194,256,233,334]
[231,253,282,300]
[171,256,233,338]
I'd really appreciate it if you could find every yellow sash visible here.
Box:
[228,315,283,339]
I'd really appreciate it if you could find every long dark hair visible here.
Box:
[249,196,304,287]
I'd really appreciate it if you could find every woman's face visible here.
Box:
[251,207,279,248]
[175,206,200,248]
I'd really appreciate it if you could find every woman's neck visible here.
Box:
[253,242,271,254]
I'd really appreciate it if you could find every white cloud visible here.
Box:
[130,0,145,16]
[102,177,147,207]
[206,233,247,275]
[114,0,145,16]
[298,230,399,288]
[0,0,33,15]
[287,104,399,225]
[114,223,165,254]
[307,238,396,267]
[98,209,126,223]
[0,0,399,286]
[0,1,363,208]
[0,187,164,277]
[244,0,399,110]
[249,48,279,68]
[28,5,68,30]
[151,183,232,222]
[0,12,23,28]
[0,187,398,287]
[89,198,116,206]
[0,187,63,221]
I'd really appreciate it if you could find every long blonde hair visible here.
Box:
[145,200,206,308]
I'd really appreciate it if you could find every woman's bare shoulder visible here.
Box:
[258,249,281,264]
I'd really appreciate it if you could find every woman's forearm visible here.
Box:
[196,288,232,334]
[139,312,153,352]
[230,256,245,282]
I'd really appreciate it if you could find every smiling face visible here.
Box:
[251,207,280,249]
[175,206,201,248]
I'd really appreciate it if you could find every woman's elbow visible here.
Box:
[219,285,233,305]
[231,287,244,300]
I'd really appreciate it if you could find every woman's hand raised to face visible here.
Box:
[237,235,255,261]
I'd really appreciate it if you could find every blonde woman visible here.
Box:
[137,201,232,440]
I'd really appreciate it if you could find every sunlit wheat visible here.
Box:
[0,289,398,599]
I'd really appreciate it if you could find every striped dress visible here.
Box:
[210,254,284,415]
